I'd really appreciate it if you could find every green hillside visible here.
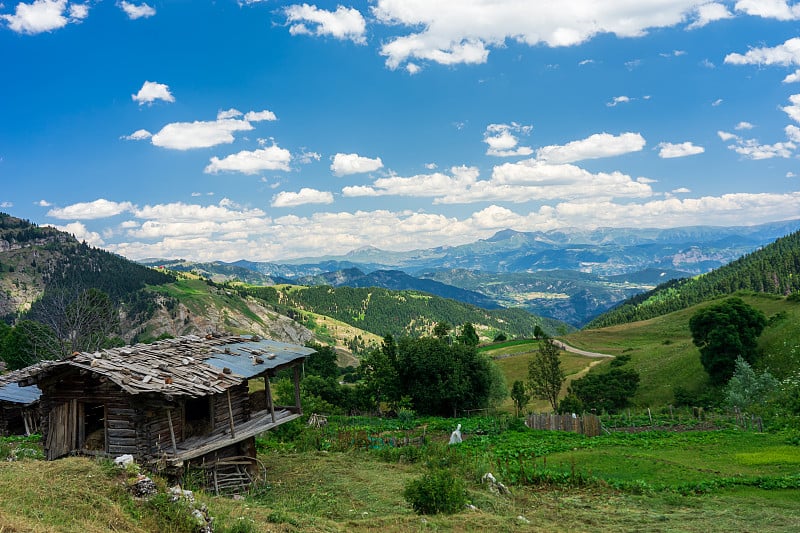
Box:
[587,229,800,329]
[563,292,799,407]
[232,282,568,341]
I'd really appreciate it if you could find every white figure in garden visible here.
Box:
[449,423,462,444]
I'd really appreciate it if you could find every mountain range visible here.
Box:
[142,218,800,326]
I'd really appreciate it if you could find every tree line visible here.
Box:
[588,229,800,328]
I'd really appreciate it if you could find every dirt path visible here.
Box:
[552,339,614,359]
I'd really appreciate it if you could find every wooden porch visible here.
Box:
[160,406,301,465]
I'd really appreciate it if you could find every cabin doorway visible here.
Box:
[81,402,106,452]
[184,397,212,438]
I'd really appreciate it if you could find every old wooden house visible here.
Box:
[18,334,314,492]
[0,367,42,437]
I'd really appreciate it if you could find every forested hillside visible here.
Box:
[587,229,800,328]
[0,213,175,323]
[233,284,565,340]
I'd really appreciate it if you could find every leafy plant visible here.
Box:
[403,469,467,515]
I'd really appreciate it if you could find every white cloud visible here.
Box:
[343,166,479,199]
[285,4,366,44]
[734,0,800,20]
[330,153,384,176]
[712,98,724,106]
[672,187,691,193]
[0,202,13,209]
[49,221,104,246]
[425,162,438,170]
[787,171,797,178]
[1,0,88,35]
[718,130,739,141]
[48,199,134,219]
[688,2,732,29]
[657,141,705,158]
[151,118,253,150]
[782,93,800,122]
[535,132,646,164]
[36,199,52,206]
[205,145,292,174]
[784,69,800,83]
[735,121,754,130]
[121,129,152,141]
[217,108,242,120]
[786,124,800,142]
[272,188,334,208]
[119,1,155,20]
[725,37,800,66]
[607,95,631,107]
[132,81,175,105]
[372,1,716,70]
[298,150,321,164]
[244,109,277,122]
[483,123,533,157]
[729,139,795,159]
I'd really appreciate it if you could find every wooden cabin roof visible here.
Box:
[19,335,315,398]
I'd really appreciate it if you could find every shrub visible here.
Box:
[403,469,467,515]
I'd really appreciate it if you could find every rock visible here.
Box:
[130,475,158,498]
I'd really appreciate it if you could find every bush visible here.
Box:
[403,469,467,515]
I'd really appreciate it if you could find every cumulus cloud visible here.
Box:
[725,37,800,66]
[285,4,366,44]
[132,81,175,105]
[607,96,631,107]
[371,1,722,70]
[48,199,134,219]
[151,118,252,150]
[535,132,646,164]
[37,199,52,207]
[735,121,754,130]
[784,69,800,83]
[121,129,152,141]
[483,123,533,157]
[49,221,104,246]
[343,166,480,199]
[330,153,384,176]
[782,93,800,122]
[1,0,88,35]
[272,188,334,207]
[205,145,292,174]
[657,141,705,158]
[119,1,155,20]
[734,0,800,20]
[244,110,277,122]
[729,139,795,159]
[688,2,732,29]
[718,130,739,142]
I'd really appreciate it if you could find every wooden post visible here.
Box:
[265,376,276,424]
[293,365,302,414]
[166,409,178,454]
[226,390,236,439]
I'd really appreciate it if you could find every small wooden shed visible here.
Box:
[0,367,42,437]
[18,334,314,491]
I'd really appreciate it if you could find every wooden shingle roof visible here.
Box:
[20,334,315,398]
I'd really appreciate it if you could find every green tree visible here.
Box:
[724,356,779,412]
[533,325,544,340]
[0,320,60,370]
[303,343,339,380]
[565,368,640,413]
[510,380,530,417]
[456,322,479,346]
[432,321,451,339]
[358,335,400,410]
[527,337,565,411]
[689,297,767,384]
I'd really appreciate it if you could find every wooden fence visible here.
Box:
[525,413,602,437]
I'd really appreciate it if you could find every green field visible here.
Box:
[3,419,798,532]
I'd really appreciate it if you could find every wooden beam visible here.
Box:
[166,409,178,454]
[226,390,236,439]
[265,376,276,424]
[292,366,302,414]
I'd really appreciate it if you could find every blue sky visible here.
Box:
[2,1,800,262]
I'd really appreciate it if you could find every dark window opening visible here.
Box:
[184,397,212,438]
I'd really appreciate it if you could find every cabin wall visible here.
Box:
[211,383,251,433]
[38,370,136,458]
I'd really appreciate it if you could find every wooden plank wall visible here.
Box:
[525,413,602,437]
